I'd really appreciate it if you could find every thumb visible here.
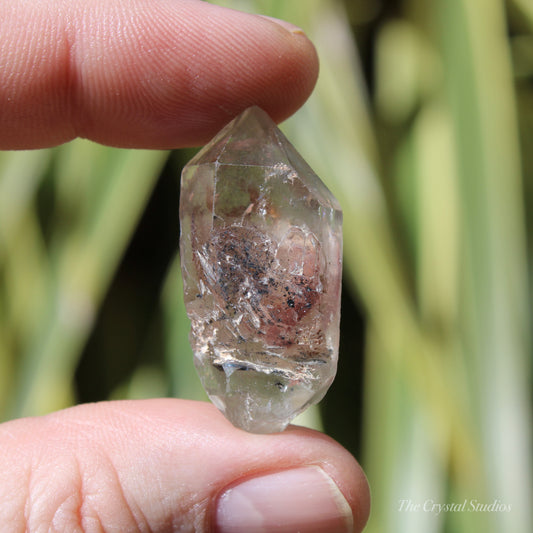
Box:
[0,399,370,532]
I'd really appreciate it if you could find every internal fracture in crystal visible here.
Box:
[179,106,343,433]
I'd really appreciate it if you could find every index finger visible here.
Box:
[0,0,318,149]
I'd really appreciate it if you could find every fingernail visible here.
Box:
[215,466,354,533]
[259,15,307,36]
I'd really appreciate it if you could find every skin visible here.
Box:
[1,0,318,149]
[0,0,371,531]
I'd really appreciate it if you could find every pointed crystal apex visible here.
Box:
[180,107,343,433]
[189,107,292,167]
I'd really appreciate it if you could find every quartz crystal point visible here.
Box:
[179,107,342,433]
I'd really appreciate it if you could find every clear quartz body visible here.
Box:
[180,107,343,433]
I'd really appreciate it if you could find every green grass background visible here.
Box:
[1,1,532,531]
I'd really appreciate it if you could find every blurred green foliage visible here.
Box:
[0,1,532,532]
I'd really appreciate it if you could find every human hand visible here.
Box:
[1,400,369,532]
[0,1,370,531]
[1,0,319,150]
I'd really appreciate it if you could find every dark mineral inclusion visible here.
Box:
[179,107,343,433]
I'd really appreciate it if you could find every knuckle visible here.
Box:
[22,453,85,532]
[23,452,149,532]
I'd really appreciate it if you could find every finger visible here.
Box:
[0,0,318,150]
[0,399,370,532]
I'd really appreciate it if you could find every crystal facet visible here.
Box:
[179,107,343,433]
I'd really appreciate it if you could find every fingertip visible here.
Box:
[107,5,320,148]
[349,456,372,532]
[287,425,371,532]
[257,18,320,124]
